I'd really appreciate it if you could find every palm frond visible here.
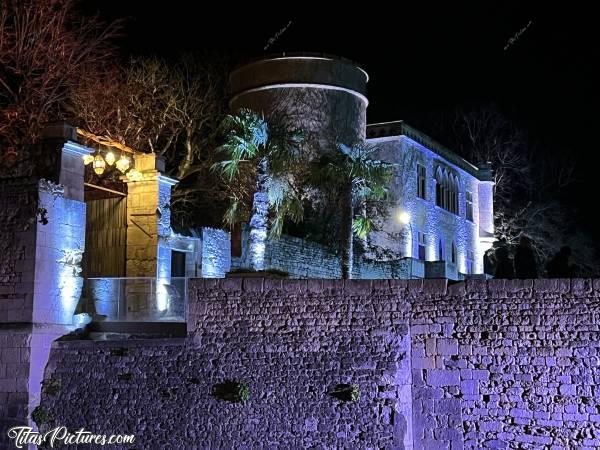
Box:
[268,191,305,239]
[223,197,241,229]
[352,215,374,239]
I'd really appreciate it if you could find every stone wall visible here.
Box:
[264,233,341,278]
[34,279,600,449]
[0,180,84,441]
[32,181,86,325]
[40,279,413,449]
[0,179,38,323]
[410,278,600,450]
[0,138,88,445]
[231,226,425,279]
[201,228,231,278]
[0,177,85,325]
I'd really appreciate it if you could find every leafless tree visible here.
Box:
[72,54,230,229]
[73,58,181,158]
[0,0,119,174]
[448,105,598,275]
[450,106,531,209]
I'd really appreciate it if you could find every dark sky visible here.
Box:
[84,2,597,239]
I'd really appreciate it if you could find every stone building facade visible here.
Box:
[366,121,495,278]
[227,54,494,279]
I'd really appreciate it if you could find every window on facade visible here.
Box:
[466,191,474,222]
[438,239,444,261]
[435,167,459,214]
[417,232,426,260]
[451,242,457,265]
[417,164,426,199]
[466,250,474,274]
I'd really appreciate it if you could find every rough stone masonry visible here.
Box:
[36,278,600,449]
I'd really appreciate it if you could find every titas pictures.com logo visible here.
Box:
[7,426,135,448]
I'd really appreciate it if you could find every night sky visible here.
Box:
[84,2,598,242]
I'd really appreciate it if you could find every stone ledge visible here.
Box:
[188,278,600,298]
[52,337,188,349]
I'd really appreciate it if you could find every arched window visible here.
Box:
[435,167,444,208]
[451,242,457,264]
[454,176,459,213]
[435,166,459,214]
[450,176,458,213]
[438,239,444,261]
[417,164,427,199]
[443,172,450,210]
[466,191,474,221]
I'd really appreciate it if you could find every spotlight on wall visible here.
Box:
[398,211,411,224]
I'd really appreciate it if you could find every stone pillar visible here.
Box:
[0,128,91,445]
[201,228,232,278]
[477,180,495,256]
[123,153,178,278]
[122,154,177,319]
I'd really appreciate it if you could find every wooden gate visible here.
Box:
[84,196,127,277]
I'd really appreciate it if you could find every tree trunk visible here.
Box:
[340,182,354,279]
[177,129,194,180]
[248,158,269,271]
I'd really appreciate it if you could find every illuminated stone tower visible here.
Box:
[229,53,369,151]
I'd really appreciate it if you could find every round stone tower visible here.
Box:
[229,53,369,151]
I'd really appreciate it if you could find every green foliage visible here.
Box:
[213,108,307,237]
[213,109,269,181]
[223,196,241,229]
[41,378,61,396]
[212,380,250,403]
[352,216,374,239]
[312,142,395,239]
[31,406,50,427]
[214,109,393,249]
[330,383,360,402]
[267,177,304,238]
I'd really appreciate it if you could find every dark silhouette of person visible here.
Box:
[494,246,514,279]
[514,235,538,279]
[546,246,574,278]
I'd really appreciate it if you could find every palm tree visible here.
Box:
[312,142,394,279]
[213,108,305,271]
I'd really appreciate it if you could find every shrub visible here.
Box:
[31,406,50,427]
[330,383,360,402]
[41,378,61,396]
[212,380,250,403]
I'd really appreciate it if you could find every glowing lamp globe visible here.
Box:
[82,154,94,165]
[105,151,116,166]
[92,154,106,175]
[115,155,131,173]
[398,212,411,224]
